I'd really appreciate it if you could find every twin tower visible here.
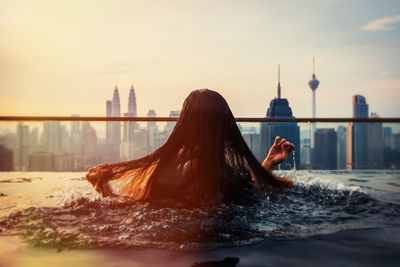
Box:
[106,85,137,161]
[106,84,137,118]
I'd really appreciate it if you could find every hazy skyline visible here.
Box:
[1,0,399,118]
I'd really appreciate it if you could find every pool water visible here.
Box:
[0,170,399,266]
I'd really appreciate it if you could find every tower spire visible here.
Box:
[128,82,137,116]
[313,57,315,75]
[277,64,281,99]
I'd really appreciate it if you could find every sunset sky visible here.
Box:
[1,0,399,118]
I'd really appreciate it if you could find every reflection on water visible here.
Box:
[0,171,400,252]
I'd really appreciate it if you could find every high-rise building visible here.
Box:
[16,123,30,171]
[104,85,122,162]
[147,109,160,153]
[111,85,121,161]
[336,126,347,169]
[133,128,150,159]
[30,127,39,153]
[0,145,14,171]
[147,109,157,129]
[122,84,138,161]
[313,128,337,169]
[40,122,68,154]
[127,84,137,116]
[383,127,392,148]
[69,114,81,154]
[241,126,261,159]
[347,95,369,169]
[164,110,180,138]
[106,100,112,145]
[368,112,384,169]
[81,122,98,158]
[389,133,400,151]
[260,65,300,169]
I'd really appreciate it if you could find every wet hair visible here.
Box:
[87,89,290,207]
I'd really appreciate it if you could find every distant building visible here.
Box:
[111,85,121,161]
[0,145,14,171]
[69,114,81,154]
[133,128,149,158]
[16,123,30,171]
[368,112,384,169]
[54,154,74,171]
[147,109,161,153]
[104,100,114,162]
[122,85,138,161]
[106,100,112,145]
[81,122,98,158]
[260,65,300,169]
[300,137,311,169]
[313,128,337,169]
[390,133,400,151]
[104,85,121,162]
[164,110,180,138]
[40,122,68,154]
[383,127,392,148]
[243,133,261,159]
[29,152,54,171]
[336,126,346,169]
[347,95,369,169]
[30,127,39,153]
[147,109,157,129]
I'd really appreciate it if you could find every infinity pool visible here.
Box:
[1,170,399,267]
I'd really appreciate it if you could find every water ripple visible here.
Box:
[1,179,399,251]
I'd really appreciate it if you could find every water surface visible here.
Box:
[0,170,399,266]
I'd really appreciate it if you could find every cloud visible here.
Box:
[362,14,400,31]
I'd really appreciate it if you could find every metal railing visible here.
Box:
[1,116,400,122]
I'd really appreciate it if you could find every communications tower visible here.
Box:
[307,58,320,168]
[308,57,320,124]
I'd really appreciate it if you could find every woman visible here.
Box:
[86,89,294,207]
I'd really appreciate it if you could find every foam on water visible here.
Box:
[1,173,399,252]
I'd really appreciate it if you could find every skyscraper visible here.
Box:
[313,128,337,169]
[127,84,137,116]
[70,114,81,154]
[147,109,159,153]
[122,84,138,160]
[260,65,300,169]
[111,85,121,161]
[368,112,384,169]
[347,95,369,169]
[40,122,68,153]
[336,125,347,169]
[383,127,392,148]
[106,100,112,145]
[16,123,30,171]
[0,145,13,171]
[164,110,180,137]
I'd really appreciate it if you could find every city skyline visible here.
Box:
[1,1,400,118]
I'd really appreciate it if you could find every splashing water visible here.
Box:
[1,172,399,252]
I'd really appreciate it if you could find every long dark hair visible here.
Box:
[87,89,289,207]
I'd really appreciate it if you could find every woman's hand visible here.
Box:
[262,136,295,173]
